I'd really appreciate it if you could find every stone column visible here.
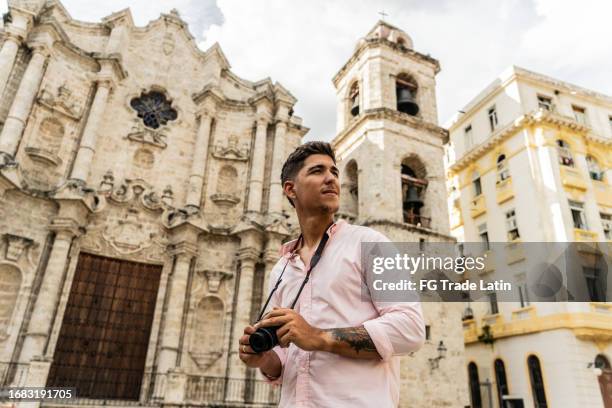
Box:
[0,45,48,162]
[261,235,283,309]
[268,121,287,215]
[228,247,259,380]
[186,111,214,209]
[246,117,268,213]
[69,80,112,183]
[20,227,78,362]
[157,242,197,373]
[0,31,23,98]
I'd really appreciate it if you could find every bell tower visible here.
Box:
[332,20,450,237]
[331,21,469,407]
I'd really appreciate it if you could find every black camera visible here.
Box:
[249,325,280,353]
[248,227,331,354]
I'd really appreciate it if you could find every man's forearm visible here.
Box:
[259,350,282,379]
[319,326,381,360]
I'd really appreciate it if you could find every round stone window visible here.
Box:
[130,91,177,129]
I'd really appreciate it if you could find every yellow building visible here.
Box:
[445,66,612,407]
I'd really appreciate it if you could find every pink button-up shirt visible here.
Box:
[262,220,426,407]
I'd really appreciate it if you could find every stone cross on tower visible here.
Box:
[378,10,389,20]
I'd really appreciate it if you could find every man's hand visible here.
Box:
[238,325,283,379]
[255,308,325,352]
[238,325,274,368]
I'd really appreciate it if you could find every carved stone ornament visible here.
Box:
[212,135,249,161]
[210,193,240,207]
[101,177,173,212]
[190,351,222,369]
[198,269,232,293]
[101,207,159,255]
[37,83,83,120]
[24,146,62,167]
[162,32,176,56]
[3,233,34,262]
[126,119,168,149]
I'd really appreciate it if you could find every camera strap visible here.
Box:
[256,222,333,322]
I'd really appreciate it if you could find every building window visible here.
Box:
[584,267,606,302]
[130,90,178,129]
[349,82,360,117]
[569,200,588,230]
[572,105,588,126]
[601,213,612,240]
[537,95,553,111]
[472,171,482,197]
[494,359,509,407]
[464,125,474,150]
[528,355,548,408]
[468,362,482,408]
[425,325,431,340]
[506,209,520,241]
[556,140,574,167]
[609,116,612,133]
[488,106,498,131]
[478,223,490,252]
[395,74,419,116]
[488,292,499,314]
[586,155,604,181]
[496,154,510,183]
[518,283,530,307]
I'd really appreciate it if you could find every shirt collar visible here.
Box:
[279,219,345,258]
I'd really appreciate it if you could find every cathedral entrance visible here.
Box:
[47,253,162,400]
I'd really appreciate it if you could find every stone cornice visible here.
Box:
[168,240,198,257]
[331,107,448,150]
[333,38,440,87]
[237,247,260,263]
[92,52,128,82]
[101,8,134,29]
[192,85,224,108]
[30,20,101,71]
[48,216,85,238]
[448,108,599,173]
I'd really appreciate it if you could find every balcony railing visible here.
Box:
[470,195,486,218]
[559,166,587,190]
[186,375,280,405]
[495,177,514,204]
[34,372,280,407]
[403,212,431,229]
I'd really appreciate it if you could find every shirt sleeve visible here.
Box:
[260,258,288,384]
[360,229,427,361]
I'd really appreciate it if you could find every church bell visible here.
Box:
[396,87,419,116]
[350,98,360,116]
[405,185,424,209]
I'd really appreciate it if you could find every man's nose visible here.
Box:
[323,170,339,184]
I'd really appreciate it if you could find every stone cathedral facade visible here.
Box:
[0,0,468,406]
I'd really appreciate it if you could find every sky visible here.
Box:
[2,0,612,141]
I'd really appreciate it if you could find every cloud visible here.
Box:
[2,0,611,142]
[1,0,222,39]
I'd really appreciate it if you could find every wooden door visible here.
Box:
[47,253,162,400]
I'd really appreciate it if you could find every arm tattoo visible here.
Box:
[325,326,377,354]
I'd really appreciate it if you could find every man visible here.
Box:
[238,141,425,407]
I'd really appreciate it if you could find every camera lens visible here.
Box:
[249,326,279,353]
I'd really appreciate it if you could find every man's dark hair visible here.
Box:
[280,141,336,207]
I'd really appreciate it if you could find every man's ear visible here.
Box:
[283,180,297,202]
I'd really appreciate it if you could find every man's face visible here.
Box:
[286,154,340,215]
